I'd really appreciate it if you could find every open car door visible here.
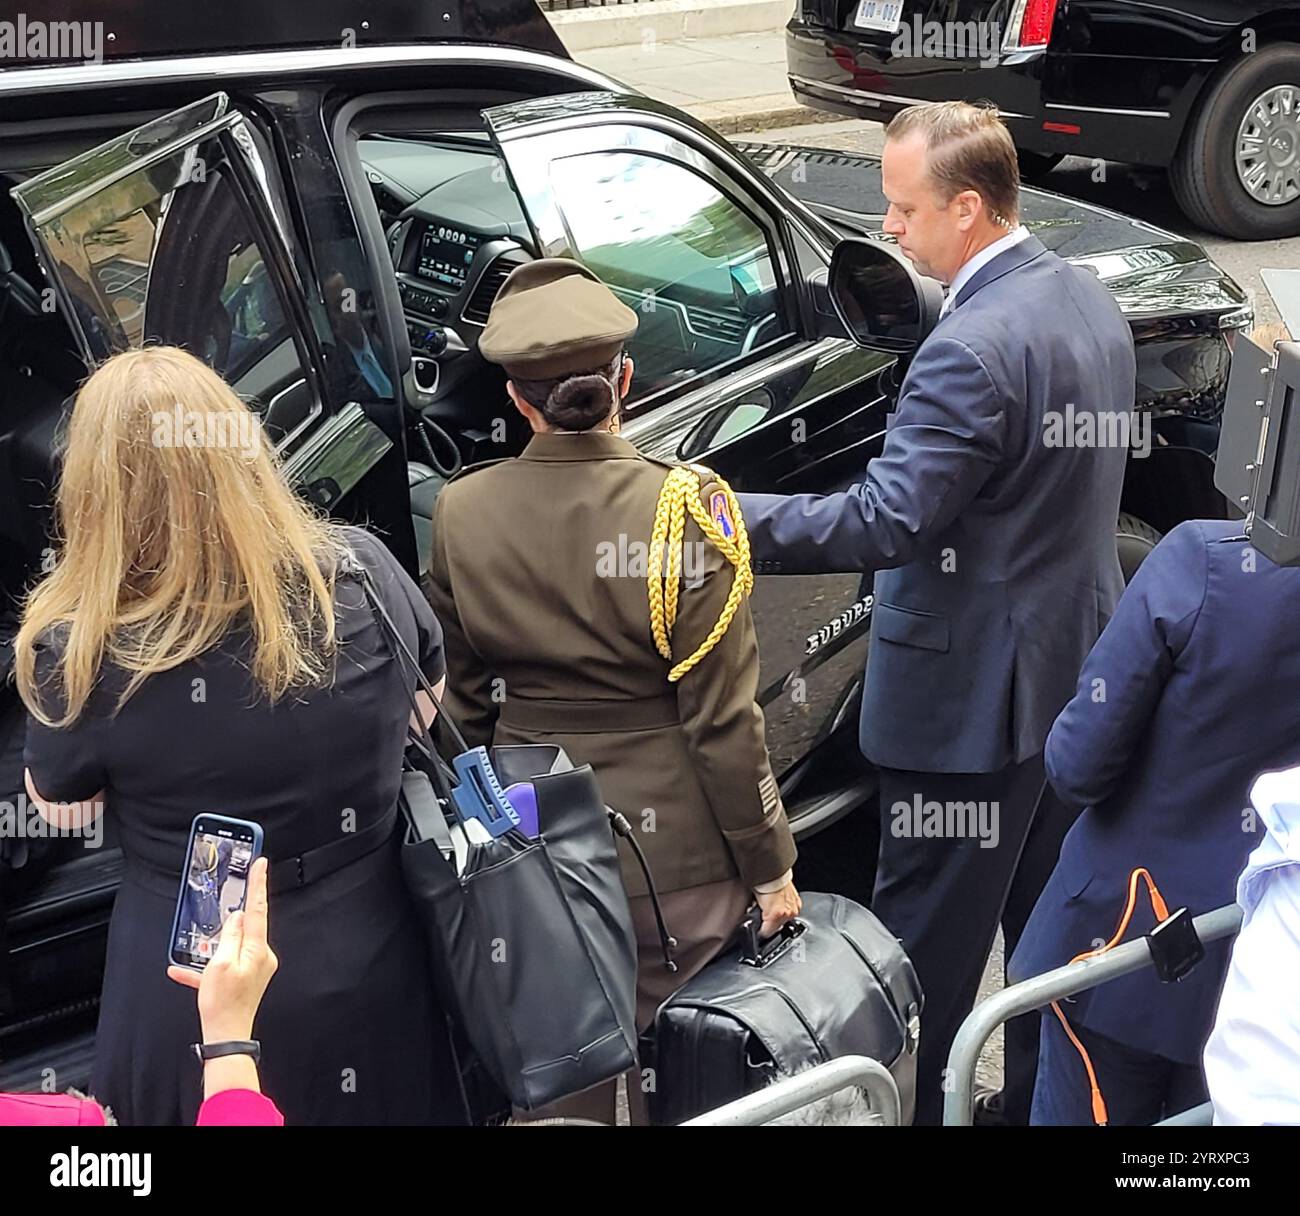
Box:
[11,92,390,511]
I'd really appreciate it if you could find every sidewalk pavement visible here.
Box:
[574,28,847,135]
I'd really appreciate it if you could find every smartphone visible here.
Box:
[169,814,264,970]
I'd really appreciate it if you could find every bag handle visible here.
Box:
[360,567,469,752]
[607,811,678,973]
[358,567,457,806]
[738,904,805,969]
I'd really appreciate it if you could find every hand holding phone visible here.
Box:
[169,814,264,971]
[168,856,278,1040]
[168,856,278,1102]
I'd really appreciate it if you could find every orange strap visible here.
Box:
[1049,867,1170,1127]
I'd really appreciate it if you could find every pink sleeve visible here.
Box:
[195,1089,285,1126]
[0,1093,108,1125]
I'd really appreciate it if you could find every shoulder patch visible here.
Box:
[709,489,736,540]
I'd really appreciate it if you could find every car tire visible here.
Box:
[1116,511,1162,583]
[1171,43,1300,240]
[1017,149,1063,181]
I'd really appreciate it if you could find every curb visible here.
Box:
[685,94,850,135]
[550,0,793,52]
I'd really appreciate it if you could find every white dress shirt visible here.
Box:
[1203,766,1300,1125]
[939,224,1031,318]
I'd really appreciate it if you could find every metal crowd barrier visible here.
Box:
[942,903,1243,1127]
[680,1054,901,1126]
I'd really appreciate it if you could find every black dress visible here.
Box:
[24,527,464,1126]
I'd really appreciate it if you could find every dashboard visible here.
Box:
[396,217,536,376]
[364,142,536,372]
[393,216,530,361]
[413,222,481,293]
[392,216,529,360]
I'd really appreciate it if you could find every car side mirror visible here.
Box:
[826,237,944,354]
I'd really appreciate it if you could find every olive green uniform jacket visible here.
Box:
[425,429,796,898]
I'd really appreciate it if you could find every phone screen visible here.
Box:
[170,817,261,970]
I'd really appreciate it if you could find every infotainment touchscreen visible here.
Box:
[416,225,481,289]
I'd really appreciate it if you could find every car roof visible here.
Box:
[0,0,568,67]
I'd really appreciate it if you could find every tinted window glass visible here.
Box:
[17,107,315,444]
[546,151,790,401]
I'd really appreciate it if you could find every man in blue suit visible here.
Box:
[738,102,1135,1123]
[1011,519,1296,1123]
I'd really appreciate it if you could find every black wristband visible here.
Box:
[192,1039,260,1065]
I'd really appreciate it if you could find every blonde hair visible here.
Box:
[887,100,1021,228]
[16,346,347,727]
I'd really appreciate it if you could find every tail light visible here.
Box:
[1003,0,1060,50]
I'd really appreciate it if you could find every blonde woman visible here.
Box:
[15,346,456,1126]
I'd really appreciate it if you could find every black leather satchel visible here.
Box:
[362,570,648,1112]
[642,891,923,1124]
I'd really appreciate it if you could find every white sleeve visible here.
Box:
[1203,769,1300,1126]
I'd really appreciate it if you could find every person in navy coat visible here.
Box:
[1010,518,1300,1124]
[737,101,1135,1123]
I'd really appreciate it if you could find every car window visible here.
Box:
[19,124,315,445]
[223,258,290,381]
[133,165,305,434]
[544,150,791,402]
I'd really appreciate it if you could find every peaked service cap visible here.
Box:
[478,257,638,379]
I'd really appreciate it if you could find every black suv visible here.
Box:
[0,0,1250,1091]
[788,0,1300,240]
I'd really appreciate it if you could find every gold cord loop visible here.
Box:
[648,466,753,682]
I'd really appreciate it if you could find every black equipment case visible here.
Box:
[643,892,923,1124]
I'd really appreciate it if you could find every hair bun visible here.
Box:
[543,373,616,431]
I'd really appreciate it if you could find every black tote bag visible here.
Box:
[490,745,641,1046]
[361,570,641,1111]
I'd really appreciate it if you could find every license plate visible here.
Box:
[852,0,903,33]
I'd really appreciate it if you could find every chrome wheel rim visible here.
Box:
[1236,84,1300,206]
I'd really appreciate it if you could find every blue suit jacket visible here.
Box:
[739,236,1133,773]
[1009,520,1300,1064]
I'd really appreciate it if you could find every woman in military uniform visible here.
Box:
[425,258,801,1121]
